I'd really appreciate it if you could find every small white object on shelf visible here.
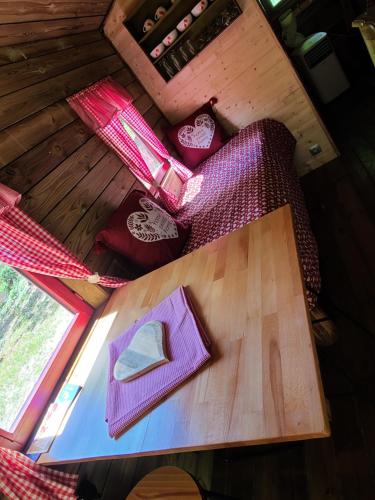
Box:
[155,6,167,20]
[191,0,208,17]
[177,14,193,32]
[163,28,179,47]
[143,18,155,33]
[113,321,169,382]
[150,42,165,58]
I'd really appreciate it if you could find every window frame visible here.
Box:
[0,271,93,450]
[118,115,169,194]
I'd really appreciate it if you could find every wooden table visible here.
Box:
[126,466,202,499]
[38,205,329,465]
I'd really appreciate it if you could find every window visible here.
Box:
[119,115,168,187]
[0,264,92,449]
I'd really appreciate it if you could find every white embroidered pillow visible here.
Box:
[127,198,178,243]
[177,114,215,150]
[166,104,228,168]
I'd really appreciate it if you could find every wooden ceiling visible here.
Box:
[0,0,114,47]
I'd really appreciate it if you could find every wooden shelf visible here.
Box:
[125,0,173,40]
[139,0,183,45]
[124,0,242,82]
[153,0,234,64]
[125,0,148,23]
[152,10,203,64]
[143,0,198,51]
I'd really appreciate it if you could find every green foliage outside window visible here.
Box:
[0,264,73,431]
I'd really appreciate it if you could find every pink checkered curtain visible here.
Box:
[67,77,192,213]
[0,447,78,500]
[0,183,126,288]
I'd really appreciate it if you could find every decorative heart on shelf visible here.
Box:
[127,197,178,243]
[178,113,215,149]
[114,321,169,382]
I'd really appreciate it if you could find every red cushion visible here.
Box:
[95,190,190,271]
[166,103,228,168]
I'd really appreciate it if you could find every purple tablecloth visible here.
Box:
[106,287,211,438]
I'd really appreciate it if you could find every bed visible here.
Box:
[175,118,321,309]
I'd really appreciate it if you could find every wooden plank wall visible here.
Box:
[0,0,113,47]
[0,29,170,307]
[104,0,338,175]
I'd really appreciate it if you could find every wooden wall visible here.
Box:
[104,0,339,175]
[0,29,169,307]
[0,0,113,47]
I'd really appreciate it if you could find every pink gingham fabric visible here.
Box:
[0,447,78,500]
[0,183,127,288]
[106,287,211,438]
[67,77,192,213]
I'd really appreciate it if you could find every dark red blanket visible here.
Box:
[176,119,320,309]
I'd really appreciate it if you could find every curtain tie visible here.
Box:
[87,272,100,284]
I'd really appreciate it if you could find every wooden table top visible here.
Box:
[126,466,202,499]
[38,204,329,465]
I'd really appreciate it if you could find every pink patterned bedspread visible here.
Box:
[176,119,320,309]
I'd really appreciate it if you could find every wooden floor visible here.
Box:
[57,80,375,500]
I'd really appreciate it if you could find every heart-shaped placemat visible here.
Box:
[113,320,169,382]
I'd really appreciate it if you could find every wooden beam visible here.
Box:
[0,31,103,66]
[0,1,112,23]
[143,105,163,128]
[0,101,76,167]
[134,93,154,116]
[0,120,93,192]
[21,135,109,220]
[111,66,136,87]
[0,39,115,97]
[0,17,104,47]
[42,152,123,241]
[0,54,123,130]
[65,168,137,260]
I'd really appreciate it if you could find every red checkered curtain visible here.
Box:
[0,447,78,500]
[0,183,126,288]
[67,77,192,213]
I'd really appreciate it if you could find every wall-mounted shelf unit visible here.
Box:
[124,0,242,81]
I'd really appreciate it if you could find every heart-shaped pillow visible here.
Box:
[166,103,228,168]
[127,197,178,243]
[178,114,215,149]
[95,190,190,271]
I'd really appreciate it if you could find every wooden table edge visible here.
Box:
[38,427,330,465]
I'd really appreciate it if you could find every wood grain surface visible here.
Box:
[0,28,171,307]
[0,1,112,22]
[0,31,103,66]
[0,39,115,97]
[37,205,329,465]
[0,53,123,131]
[0,17,104,47]
[126,466,202,500]
[0,0,113,48]
[104,0,338,175]
[51,83,375,500]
